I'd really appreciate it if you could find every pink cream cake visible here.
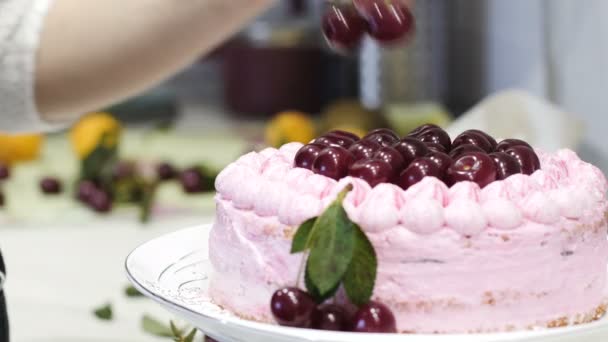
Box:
[208,135,608,334]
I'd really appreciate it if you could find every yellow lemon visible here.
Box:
[70,112,122,159]
[265,111,315,147]
[0,134,44,164]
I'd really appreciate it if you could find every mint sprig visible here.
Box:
[290,185,378,306]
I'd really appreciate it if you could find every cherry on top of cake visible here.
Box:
[294,125,541,189]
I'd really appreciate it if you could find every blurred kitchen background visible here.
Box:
[2,0,608,341]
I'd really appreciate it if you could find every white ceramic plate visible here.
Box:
[125,225,608,342]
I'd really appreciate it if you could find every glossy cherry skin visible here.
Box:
[397,157,441,190]
[0,163,9,180]
[350,301,397,333]
[489,152,522,180]
[295,143,325,170]
[315,134,355,148]
[354,0,415,44]
[270,287,316,328]
[76,180,98,203]
[452,130,493,153]
[373,146,406,172]
[326,130,361,142]
[89,189,112,213]
[322,3,367,53]
[363,132,399,147]
[392,137,430,166]
[312,146,355,180]
[449,144,485,159]
[468,129,497,150]
[407,123,440,137]
[495,139,533,153]
[157,162,177,180]
[312,304,349,331]
[366,128,400,140]
[348,140,382,161]
[427,151,452,174]
[417,127,452,152]
[505,146,540,175]
[40,177,62,194]
[349,159,394,187]
[425,142,447,153]
[446,152,497,188]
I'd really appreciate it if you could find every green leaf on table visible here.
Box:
[80,133,118,185]
[182,328,198,342]
[93,303,113,321]
[306,187,356,296]
[290,217,316,254]
[141,314,173,337]
[343,224,378,306]
[170,321,183,337]
[124,285,144,297]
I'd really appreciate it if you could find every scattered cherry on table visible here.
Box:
[0,163,10,180]
[40,177,63,195]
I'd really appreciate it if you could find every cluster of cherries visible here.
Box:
[76,161,210,213]
[295,125,541,189]
[271,287,397,333]
[322,0,414,53]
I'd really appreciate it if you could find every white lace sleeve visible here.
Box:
[0,0,62,133]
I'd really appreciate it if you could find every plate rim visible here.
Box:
[125,225,608,342]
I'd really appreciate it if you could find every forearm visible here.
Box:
[35,0,274,122]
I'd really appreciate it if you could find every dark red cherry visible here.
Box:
[312,146,355,180]
[349,159,394,187]
[489,152,522,180]
[348,140,382,161]
[315,134,355,148]
[452,130,493,153]
[77,180,98,203]
[427,151,452,174]
[350,301,397,333]
[326,130,360,142]
[397,157,441,190]
[468,129,497,150]
[180,168,206,193]
[363,132,399,147]
[295,144,325,170]
[40,177,62,194]
[449,144,485,159]
[417,128,452,152]
[312,304,349,331]
[366,128,399,140]
[270,287,316,328]
[495,139,533,153]
[322,3,367,53]
[373,146,406,172]
[425,142,447,153]
[89,189,112,213]
[407,123,440,137]
[446,152,497,188]
[505,146,540,175]
[157,162,177,180]
[354,0,415,45]
[392,138,430,166]
[0,163,9,180]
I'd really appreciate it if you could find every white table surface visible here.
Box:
[0,215,210,342]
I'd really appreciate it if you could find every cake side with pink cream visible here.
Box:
[208,142,608,333]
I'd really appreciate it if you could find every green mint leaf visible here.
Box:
[343,225,378,306]
[306,188,356,295]
[305,262,340,303]
[291,217,316,253]
[141,315,173,337]
[183,328,197,342]
[125,285,144,297]
[93,303,113,321]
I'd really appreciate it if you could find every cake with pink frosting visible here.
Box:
[209,126,608,334]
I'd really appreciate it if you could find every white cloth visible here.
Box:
[0,0,57,133]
